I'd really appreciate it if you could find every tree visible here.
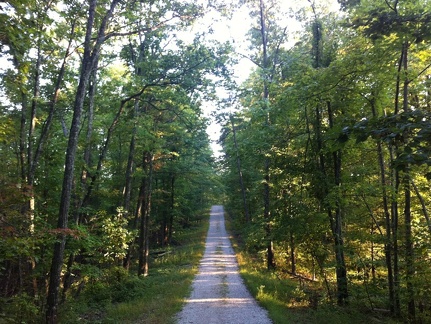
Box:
[46,1,122,322]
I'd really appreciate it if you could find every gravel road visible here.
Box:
[176,205,272,324]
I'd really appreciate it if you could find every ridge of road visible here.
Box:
[176,205,272,324]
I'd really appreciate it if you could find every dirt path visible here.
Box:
[176,205,272,324]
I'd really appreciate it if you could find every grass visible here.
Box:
[226,217,401,324]
[214,246,229,299]
[59,212,209,324]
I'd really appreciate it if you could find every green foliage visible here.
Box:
[230,221,400,324]
[0,293,40,323]
[351,110,431,172]
[96,208,136,263]
[1,0,431,322]
[58,213,208,323]
[220,0,431,321]
[1,0,225,320]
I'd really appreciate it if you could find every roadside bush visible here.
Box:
[0,293,40,323]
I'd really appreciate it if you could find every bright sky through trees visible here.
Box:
[192,0,342,157]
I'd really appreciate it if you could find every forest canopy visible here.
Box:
[1,0,431,323]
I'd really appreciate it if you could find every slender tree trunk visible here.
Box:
[370,97,395,314]
[138,152,153,277]
[230,115,249,223]
[123,100,138,214]
[30,19,76,185]
[138,152,153,276]
[61,61,99,302]
[404,174,415,320]
[401,40,415,321]
[327,101,348,305]
[74,61,98,224]
[390,147,401,316]
[24,41,41,237]
[411,181,431,233]
[19,91,27,186]
[28,45,40,177]
[309,17,344,299]
[13,17,74,272]
[370,223,376,281]
[123,177,144,270]
[259,0,275,270]
[333,151,347,305]
[290,231,296,275]
[388,42,407,318]
[167,174,175,244]
[138,175,148,276]
[79,87,142,210]
[379,141,396,313]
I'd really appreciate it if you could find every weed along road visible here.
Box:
[176,205,272,324]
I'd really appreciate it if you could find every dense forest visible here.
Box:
[1,0,430,323]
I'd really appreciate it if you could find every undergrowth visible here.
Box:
[226,215,401,324]
[58,213,209,324]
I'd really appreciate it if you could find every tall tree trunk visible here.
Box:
[75,61,98,223]
[46,0,120,321]
[167,174,175,244]
[289,231,296,275]
[29,18,76,185]
[333,152,348,305]
[370,97,395,314]
[390,147,401,316]
[309,14,345,300]
[123,177,144,270]
[123,100,138,215]
[138,152,153,277]
[401,40,415,321]
[19,91,27,186]
[61,61,99,302]
[259,0,275,270]
[25,40,41,235]
[46,0,96,318]
[230,115,249,223]
[404,174,415,321]
[327,101,348,305]
[388,41,411,318]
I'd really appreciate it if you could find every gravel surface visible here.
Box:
[176,205,272,324]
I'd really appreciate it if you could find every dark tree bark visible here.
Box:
[411,181,431,233]
[123,100,139,215]
[309,5,349,304]
[230,115,249,223]
[390,146,401,316]
[289,231,296,275]
[259,0,275,270]
[138,151,154,277]
[123,175,145,270]
[61,59,99,302]
[401,40,415,322]
[75,60,98,223]
[30,18,76,185]
[46,1,120,322]
[369,95,396,314]
[167,174,175,244]
[327,101,348,305]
